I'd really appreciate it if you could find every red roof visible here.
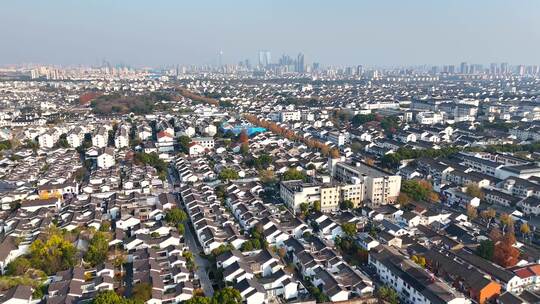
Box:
[157,131,173,138]
[514,267,535,278]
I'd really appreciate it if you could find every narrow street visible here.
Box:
[184,220,214,296]
[168,165,214,296]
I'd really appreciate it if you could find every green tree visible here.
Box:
[183,251,196,271]
[313,201,321,213]
[54,134,70,148]
[85,231,110,266]
[240,143,249,155]
[380,116,400,134]
[22,140,39,151]
[32,284,47,300]
[212,287,242,304]
[100,221,111,232]
[258,169,276,184]
[92,290,124,304]
[92,290,143,304]
[184,297,212,304]
[183,288,242,304]
[219,168,239,181]
[211,243,235,256]
[178,135,192,154]
[5,256,31,275]
[133,152,167,179]
[177,223,185,235]
[29,231,77,275]
[340,200,354,210]
[74,167,88,183]
[132,283,152,302]
[351,113,377,126]
[299,203,309,217]
[401,179,432,201]
[377,286,399,304]
[308,285,329,303]
[341,223,357,238]
[476,240,495,260]
[165,207,188,225]
[254,154,273,169]
[466,184,484,199]
[381,146,461,169]
[282,168,306,181]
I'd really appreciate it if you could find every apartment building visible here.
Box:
[192,137,215,150]
[280,110,301,122]
[38,129,58,148]
[416,111,444,125]
[114,125,130,149]
[327,131,347,146]
[92,126,109,148]
[280,180,364,213]
[329,159,401,206]
[369,245,469,304]
[496,163,540,180]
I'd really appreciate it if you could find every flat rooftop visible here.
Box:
[337,161,390,178]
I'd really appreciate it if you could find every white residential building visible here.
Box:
[38,130,58,148]
[280,110,301,122]
[97,147,115,169]
[329,159,401,206]
[92,127,109,148]
[191,137,214,150]
[416,111,444,125]
[369,245,469,304]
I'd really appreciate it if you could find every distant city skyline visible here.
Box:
[1,0,539,67]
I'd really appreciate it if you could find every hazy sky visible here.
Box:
[1,0,539,67]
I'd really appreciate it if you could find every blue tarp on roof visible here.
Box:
[221,122,266,136]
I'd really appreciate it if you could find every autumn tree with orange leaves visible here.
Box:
[330,148,340,159]
[493,233,520,268]
[239,129,249,144]
[244,114,332,156]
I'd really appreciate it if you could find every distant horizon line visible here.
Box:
[1,61,539,70]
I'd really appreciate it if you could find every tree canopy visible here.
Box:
[28,229,77,275]
[133,152,167,180]
[377,286,399,304]
[341,223,357,238]
[90,92,174,115]
[184,287,242,304]
[177,136,192,154]
[84,231,111,267]
[282,168,306,181]
[476,240,494,260]
[132,283,152,302]
[219,168,240,181]
[92,290,143,304]
[493,233,520,267]
[165,207,188,225]
[466,184,484,199]
[400,179,435,202]
[351,114,377,126]
[381,146,460,169]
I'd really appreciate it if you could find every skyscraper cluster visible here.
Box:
[257,51,307,73]
[258,50,271,68]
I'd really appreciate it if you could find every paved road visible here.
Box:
[184,221,214,296]
[168,166,214,296]
[123,262,134,297]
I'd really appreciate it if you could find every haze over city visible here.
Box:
[3,2,540,304]
[1,0,540,67]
